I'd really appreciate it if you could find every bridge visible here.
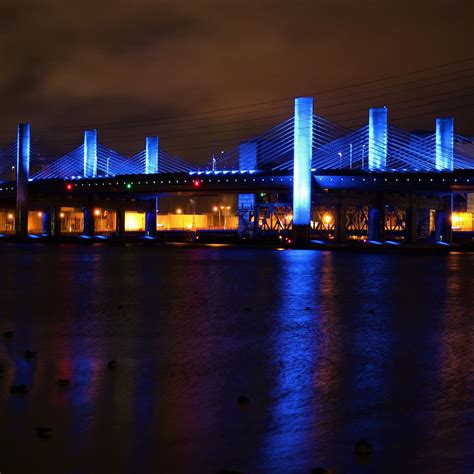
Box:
[1,97,474,244]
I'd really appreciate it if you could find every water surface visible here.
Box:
[0,244,473,473]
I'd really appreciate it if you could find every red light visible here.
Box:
[193,179,201,187]
[66,183,73,191]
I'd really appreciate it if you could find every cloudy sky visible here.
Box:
[0,0,472,163]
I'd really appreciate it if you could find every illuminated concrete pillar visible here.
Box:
[435,118,454,171]
[146,197,158,237]
[84,129,97,178]
[146,136,159,174]
[16,123,30,238]
[368,107,387,171]
[238,141,257,233]
[293,97,313,242]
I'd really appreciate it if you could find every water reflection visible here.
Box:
[0,246,473,473]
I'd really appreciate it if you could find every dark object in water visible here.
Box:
[57,379,70,387]
[36,426,52,439]
[238,395,249,406]
[10,384,28,394]
[3,330,13,338]
[311,468,329,474]
[304,306,311,311]
[107,360,117,369]
[24,349,37,359]
[355,439,372,457]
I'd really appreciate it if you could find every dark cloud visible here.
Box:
[0,0,472,162]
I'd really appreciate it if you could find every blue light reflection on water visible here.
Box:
[0,246,473,473]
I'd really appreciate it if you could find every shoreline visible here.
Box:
[0,234,471,254]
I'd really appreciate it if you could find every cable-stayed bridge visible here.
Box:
[1,97,474,244]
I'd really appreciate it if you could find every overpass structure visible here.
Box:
[1,97,474,244]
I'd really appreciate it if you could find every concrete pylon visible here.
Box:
[368,107,387,171]
[292,97,313,243]
[435,118,454,171]
[146,136,159,174]
[84,129,97,178]
[16,123,30,238]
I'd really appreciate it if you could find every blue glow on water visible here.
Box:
[368,107,387,171]
[367,240,383,245]
[293,97,313,225]
[385,240,401,245]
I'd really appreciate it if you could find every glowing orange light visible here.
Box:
[7,213,13,220]
[212,206,218,212]
[323,214,332,225]
[59,212,65,218]
[176,208,182,214]
[37,212,42,218]
[94,209,101,217]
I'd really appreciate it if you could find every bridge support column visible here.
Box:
[51,206,62,238]
[368,107,387,171]
[435,118,454,171]
[335,201,347,241]
[238,141,257,235]
[41,210,51,236]
[434,195,453,243]
[405,204,418,243]
[145,197,157,237]
[292,97,313,244]
[84,129,98,178]
[84,208,95,237]
[16,123,30,238]
[116,207,126,238]
[368,207,383,241]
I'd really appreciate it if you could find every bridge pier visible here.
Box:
[116,207,126,238]
[335,200,347,241]
[51,206,62,238]
[41,210,52,236]
[405,204,418,243]
[368,193,385,242]
[84,207,95,237]
[292,97,313,244]
[434,195,453,243]
[16,123,30,238]
[238,141,257,236]
[145,197,158,237]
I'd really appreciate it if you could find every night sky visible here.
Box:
[1,0,473,164]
